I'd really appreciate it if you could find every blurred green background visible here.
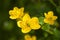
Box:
[0,0,60,40]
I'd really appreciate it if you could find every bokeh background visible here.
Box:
[0,0,60,40]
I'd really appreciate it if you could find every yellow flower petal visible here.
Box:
[44,18,49,23]
[24,35,37,40]
[19,7,24,13]
[44,13,51,18]
[9,10,13,15]
[44,13,48,18]
[32,36,36,40]
[19,7,24,17]
[24,35,32,40]
[30,24,41,30]
[21,27,31,33]
[29,17,41,30]
[52,16,58,20]
[17,21,27,28]
[48,11,53,16]
[9,16,17,19]
[13,7,18,10]
[48,20,54,25]
[22,13,31,23]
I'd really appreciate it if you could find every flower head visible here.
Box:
[17,13,41,33]
[24,34,36,40]
[9,7,24,19]
[44,11,57,25]
[17,13,31,33]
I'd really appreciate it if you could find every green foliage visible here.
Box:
[39,17,44,25]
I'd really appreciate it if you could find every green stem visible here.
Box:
[49,0,57,7]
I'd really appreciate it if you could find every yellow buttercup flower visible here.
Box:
[24,34,36,40]
[9,7,24,19]
[17,13,41,33]
[17,13,31,33]
[44,11,57,25]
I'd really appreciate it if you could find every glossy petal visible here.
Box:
[32,36,36,40]
[13,7,18,10]
[9,7,24,19]
[22,13,31,23]
[19,7,24,17]
[48,11,53,16]
[52,16,58,20]
[21,27,31,33]
[48,21,54,25]
[9,16,17,19]
[29,17,41,30]
[9,10,13,15]
[44,18,49,23]
[17,21,27,28]
[24,35,32,40]
[44,13,48,18]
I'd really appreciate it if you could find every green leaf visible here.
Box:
[42,24,54,34]
[39,17,44,25]
[42,24,50,30]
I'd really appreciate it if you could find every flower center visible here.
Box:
[27,23,30,27]
[48,17,53,21]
